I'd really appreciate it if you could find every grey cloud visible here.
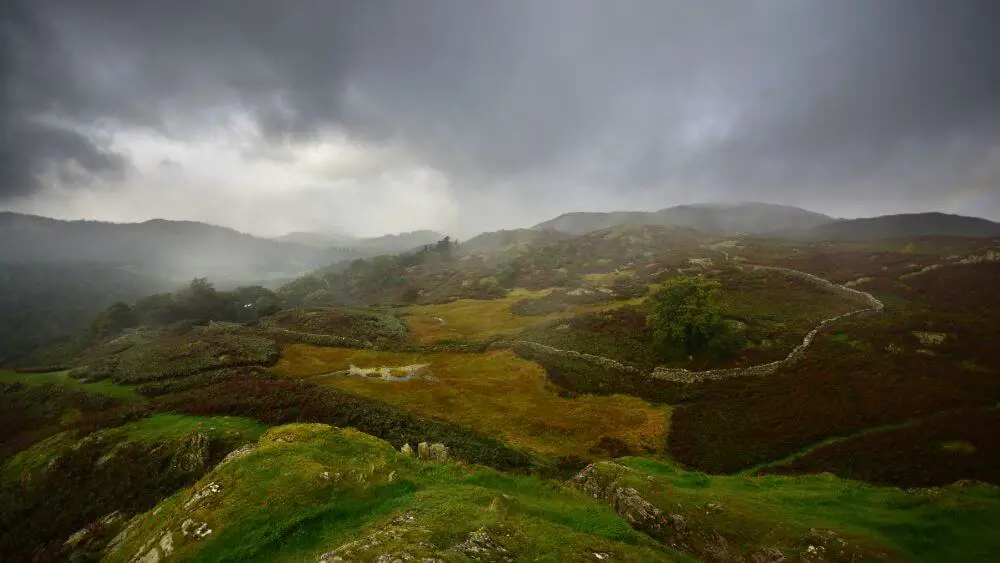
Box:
[2,0,1000,219]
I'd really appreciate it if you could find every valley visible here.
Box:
[2,206,1000,561]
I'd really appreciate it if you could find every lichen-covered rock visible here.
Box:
[135,546,162,563]
[418,442,430,460]
[181,518,213,540]
[158,531,174,556]
[219,443,256,466]
[183,481,221,510]
[170,432,211,474]
[428,443,449,462]
[750,547,787,562]
[569,463,668,539]
[314,511,440,562]
[400,443,415,457]
[449,527,514,561]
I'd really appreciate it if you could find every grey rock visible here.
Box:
[750,547,787,563]
[158,532,174,556]
[136,547,161,563]
[428,443,449,462]
[170,432,211,474]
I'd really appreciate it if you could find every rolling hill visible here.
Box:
[773,212,1000,240]
[533,202,833,235]
[0,212,359,284]
[275,229,447,254]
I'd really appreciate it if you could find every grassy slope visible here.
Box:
[612,457,1000,563]
[274,344,669,458]
[0,369,139,401]
[107,423,683,562]
[405,288,645,343]
[1,414,267,560]
[2,413,266,484]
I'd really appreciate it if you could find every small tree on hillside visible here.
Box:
[647,275,742,361]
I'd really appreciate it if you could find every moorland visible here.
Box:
[2,204,1000,562]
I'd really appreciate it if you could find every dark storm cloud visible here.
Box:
[2,0,999,216]
[1,0,131,197]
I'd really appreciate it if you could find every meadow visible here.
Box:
[274,344,670,459]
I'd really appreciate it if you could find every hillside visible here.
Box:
[0,263,174,365]
[275,229,448,254]
[774,212,1000,240]
[273,231,361,249]
[457,228,572,262]
[0,212,355,283]
[3,217,1000,561]
[533,202,833,235]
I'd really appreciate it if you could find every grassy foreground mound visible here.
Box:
[101,424,1000,563]
[575,457,1000,563]
[105,423,681,562]
[0,414,265,561]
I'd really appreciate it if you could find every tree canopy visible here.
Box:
[646,275,742,362]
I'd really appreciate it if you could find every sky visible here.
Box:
[2,0,999,238]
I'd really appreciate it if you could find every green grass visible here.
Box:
[2,414,266,485]
[0,369,139,400]
[106,424,680,562]
[101,413,267,445]
[101,423,1000,562]
[1,414,269,560]
[609,457,1000,563]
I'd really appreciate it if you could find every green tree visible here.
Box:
[646,276,742,361]
[173,278,224,324]
[89,301,140,339]
[401,286,421,303]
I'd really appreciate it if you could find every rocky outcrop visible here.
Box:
[570,463,672,542]
[400,441,448,461]
[570,462,883,562]
[170,432,211,475]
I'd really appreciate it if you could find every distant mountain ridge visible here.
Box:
[532,202,834,235]
[772,212,1000,241]
[458,228,572,256]
[274,229,446,253]
[0,212,361,284]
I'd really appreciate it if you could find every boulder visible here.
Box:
[428,443,449,462]
[170,433,211,475]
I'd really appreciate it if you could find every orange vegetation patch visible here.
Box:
[404,288,646,344]
[274,343,670,458]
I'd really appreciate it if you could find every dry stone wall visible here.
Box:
[507,265,884,385]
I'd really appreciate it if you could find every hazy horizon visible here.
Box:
[3,1,999,239]
[5,200,1000,242]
